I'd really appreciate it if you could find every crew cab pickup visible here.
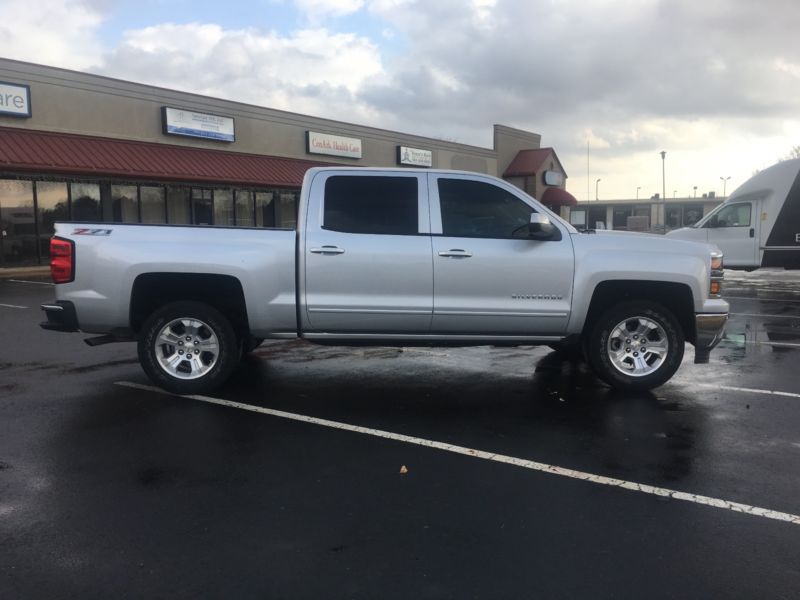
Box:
[41,167,729,393]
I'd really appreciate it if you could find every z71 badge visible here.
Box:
[72,228,113,236]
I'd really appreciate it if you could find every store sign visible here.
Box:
[162,107,235,142]
[0,81,31,118]
[307,131,362,159]
[397,146,433,168]
[543,170,564,186]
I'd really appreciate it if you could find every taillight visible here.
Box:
[50,237,75,284]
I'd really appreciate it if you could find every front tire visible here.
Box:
[586,301,684,391]
[138,301,239,394]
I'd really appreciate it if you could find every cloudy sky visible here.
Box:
[3,0,799,200]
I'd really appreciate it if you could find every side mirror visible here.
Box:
[528,213,556,240]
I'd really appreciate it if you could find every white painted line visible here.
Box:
[0,303,28,309]
[721,339,800,349]
[7,279,54,286]
[116,380,800,527]
[730,312,800,319]
[694,382,800,399]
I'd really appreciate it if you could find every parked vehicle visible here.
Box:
[666,158,800,269]
[41,168,728,393]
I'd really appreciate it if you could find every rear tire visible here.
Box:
[138,301,239,394]
[586,301,684,391]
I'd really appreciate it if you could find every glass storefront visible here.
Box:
[0,175,301,266]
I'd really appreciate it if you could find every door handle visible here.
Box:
[749,228,755,238]
[438,249,473,258]
[310,246,345,255]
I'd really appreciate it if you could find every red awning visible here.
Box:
[541,187,577,207]
[0,126,333,187]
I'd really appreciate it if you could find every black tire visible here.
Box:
[138,301,239,394]
[586,301,684,391]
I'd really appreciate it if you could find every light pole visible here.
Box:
[673,190,677,199]
[595,178,601,201]
[693,185,697,198]
[636,186,641,200]
[720,176,731,197]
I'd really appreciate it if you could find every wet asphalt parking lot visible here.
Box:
[1,271,799,599]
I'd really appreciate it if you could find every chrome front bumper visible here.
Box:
[693,313,728,363]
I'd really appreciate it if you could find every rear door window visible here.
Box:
[323,176,419,235]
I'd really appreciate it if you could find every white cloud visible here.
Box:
[294,0,364,20]
[0,0,104,69]
[100,22,383,121]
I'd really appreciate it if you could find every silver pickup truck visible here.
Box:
[41,167,728,393]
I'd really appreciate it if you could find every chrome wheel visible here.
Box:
[154,318,219,380]
[606,316,669,378]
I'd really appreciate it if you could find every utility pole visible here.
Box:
[659,151,666,228]
[636,186,641,200]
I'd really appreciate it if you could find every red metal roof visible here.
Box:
[0,126,334,187]
[541,186,577,207]
[503,148,567,178]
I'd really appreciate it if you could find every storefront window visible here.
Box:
[255,192,275,227]
[140,186,166,224]
[109,185,139,223]
[588,206,607,230]
[0,179,37,266]
[666,206,682,229]
[235,190,254,227]
[191,188,213,225]
[276,191,298,228]
[213,189,234,226]
[612,206,632,229]
[36,181,69,260]
[71,183,101,222]
[167,186,191,224]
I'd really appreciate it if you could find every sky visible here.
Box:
[2,0,799,200]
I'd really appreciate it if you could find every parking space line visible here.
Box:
[116,380,800,527]
[694,383,800,399]
[730,313,800,319]
[0,303,28,309]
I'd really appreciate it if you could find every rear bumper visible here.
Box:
[693,313,728,363]
[40,301,79,332]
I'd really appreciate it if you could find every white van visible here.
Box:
[666,158,800,269]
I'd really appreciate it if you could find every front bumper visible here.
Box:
[693,313,728,363]
[40,301,79,332]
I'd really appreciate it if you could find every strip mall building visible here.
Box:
[0,58,576,268]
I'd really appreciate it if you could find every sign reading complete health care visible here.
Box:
[162,107,235,142]
[0,81,31,117]
[307,131,362,159]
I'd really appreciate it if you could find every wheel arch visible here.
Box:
[582,280,696,344]
[130,273,249,339]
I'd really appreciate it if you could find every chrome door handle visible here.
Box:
[310,246,345,255]
[438,249,473,258]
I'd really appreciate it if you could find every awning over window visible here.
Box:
[0,126,331,187]
[541,186,577,207]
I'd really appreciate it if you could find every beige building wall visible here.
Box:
[0,58,504,174]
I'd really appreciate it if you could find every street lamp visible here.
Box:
[595,178,601,201]
[673,190,677,199]
[636,186,641,200]
[659,151,666,229]
[720,176,731,197]
[693,185,697,198]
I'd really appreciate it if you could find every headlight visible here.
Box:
[710,252,724,297]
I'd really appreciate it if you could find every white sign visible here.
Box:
[398,146,433,168]
[307,131,362,159]
[0,82,31,118]
[162,107,235,142]
[543,170,564,186]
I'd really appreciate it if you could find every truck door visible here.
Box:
[302,172,433,333]
[703,201,759,267]
[429,174,574,335]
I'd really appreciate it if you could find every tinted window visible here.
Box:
[324,176,418,235]
[438,178,533,238]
